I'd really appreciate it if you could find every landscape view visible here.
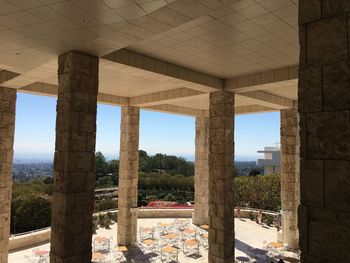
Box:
[12,151,280,234]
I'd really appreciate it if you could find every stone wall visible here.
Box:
[0,87,16,263]
[117,106,140,246]
[280,109,300,249]
[193,116,209,226]
[50,51,99,263]
[299,1,350,261]
[208,91,235,263]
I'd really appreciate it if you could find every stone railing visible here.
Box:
[9,207,278,252]
[9,227,51,252]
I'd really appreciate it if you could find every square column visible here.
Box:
[299,1,350,261]
[208,91,235,263]
[0,87,16,263]
[193,116,209,226]
[280,109,300,250]
[50,51,99,263]
[117,106,140,246]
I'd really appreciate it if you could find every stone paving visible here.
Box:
[9,218,299,263]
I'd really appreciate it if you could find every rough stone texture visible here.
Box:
[324,160,350,212]
[117,106,140,246]
[300,160,323,208]
[322,0,350,17]
[193,116,209,226]
[298,66,322,113]
[306,14,348,66]
[299,1,350,261]
[50,51,98,263]
[208,91,234,263]
[306,111,350,160]
[323,60,350,111]
[280,109,300,250]
[0,87,16,263]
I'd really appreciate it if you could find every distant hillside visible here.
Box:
[12,151,262,181]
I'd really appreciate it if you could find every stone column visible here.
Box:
[50,51,99,263]
[299,1,350,261]
[280,108,300,250]
[117,106,140,246]
[0,87,16,263]
[208,91,235,263]
[193,116,209,226]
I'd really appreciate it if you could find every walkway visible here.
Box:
[9,218,299,262]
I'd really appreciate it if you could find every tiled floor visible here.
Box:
[9,218,299,262]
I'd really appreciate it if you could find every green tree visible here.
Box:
[249,168,261,176]
[95,151,108,178]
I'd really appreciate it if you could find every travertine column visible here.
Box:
[117,106,139,246]
[280,109,300,250]
[299,1,350,261]
[193,116,209,226]
[50,51,98,263]
[208,91,235,263]
[0,87,16,263]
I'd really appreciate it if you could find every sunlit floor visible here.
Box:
[9,218,299,262]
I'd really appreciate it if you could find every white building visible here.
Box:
[257,147,281,175]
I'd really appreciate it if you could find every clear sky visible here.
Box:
[13,93,280,161]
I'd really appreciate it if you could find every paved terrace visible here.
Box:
[9,218,299,263]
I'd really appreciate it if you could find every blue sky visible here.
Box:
[14,93,280,161]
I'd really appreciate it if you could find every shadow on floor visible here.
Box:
[235,238,270,262]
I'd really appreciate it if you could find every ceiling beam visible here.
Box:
[19,82,129,106]
[17,83,283,117]
[236,91,294,109]
[130,87,206,107]
[235,105,276,115]
[144,104,206,117]
[0,70,20,85]
[102,49,223,91]
[225,66,298,93]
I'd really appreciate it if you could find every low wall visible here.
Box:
[138,208,193,218]
[9,227,51,252]
[9,208,277,252]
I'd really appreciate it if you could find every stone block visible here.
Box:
[298,205,308,253]
[54,151,94,173]
[322,0,350,17]
[299,0,321,24]
[298,66,322,113]
[299,113,307,158]
[298,25,306,68]
[58,51,99,76]
[325,160,350,212]
[2,88,16,101]
[323,60,350,111]
[306,14,348,66]
[300,159,324,207]
[300,254,327,263]
[308,207,350,261]
[307,111,350,159]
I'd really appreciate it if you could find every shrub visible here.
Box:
[106,211,114,222]
[97,198,117,212]
[248,212,256,221]
[234,174,281,211]
[98,214,107,228]
[263,214,274,226]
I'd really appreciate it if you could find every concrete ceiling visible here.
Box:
[0,0,299,117]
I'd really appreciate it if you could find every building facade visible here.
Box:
[257,146,281,175]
